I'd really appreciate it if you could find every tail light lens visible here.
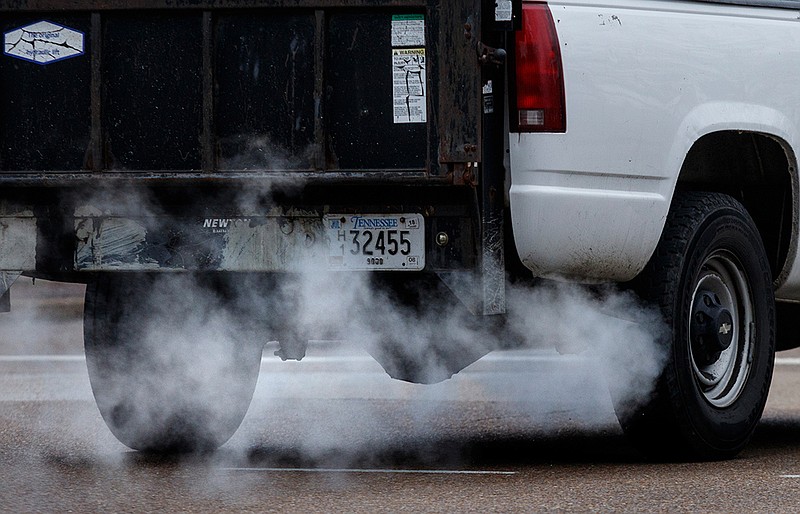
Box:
[512,3,566,133]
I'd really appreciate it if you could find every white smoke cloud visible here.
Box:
[504,281,669,420]
[231,269,669,464]
[8,184,670,462]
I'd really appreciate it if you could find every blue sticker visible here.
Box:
[4,21,85,65]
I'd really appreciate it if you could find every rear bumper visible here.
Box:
[0,184,479,276]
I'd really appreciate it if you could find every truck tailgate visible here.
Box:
[1,1,480,181]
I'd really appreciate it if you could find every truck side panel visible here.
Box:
[509,0,800,297]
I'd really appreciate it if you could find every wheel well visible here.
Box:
[677,131,795,284]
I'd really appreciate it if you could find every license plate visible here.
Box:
[325,214,425,271]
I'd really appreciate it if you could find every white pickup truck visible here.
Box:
[509,0,797,460]
[0,0,794,459]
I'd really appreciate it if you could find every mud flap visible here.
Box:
[0,272,20,312]
[364,273,500,384]
[367,334,494,384]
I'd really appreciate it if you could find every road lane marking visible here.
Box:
[0,353,581,364]
[4,355,800,366]
[0,355,85,362]
[0,355,378,364]
[223,467,516,475]
[779,475,800,478]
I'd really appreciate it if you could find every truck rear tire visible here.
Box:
[84,273,263,453]
[618,191,775,460]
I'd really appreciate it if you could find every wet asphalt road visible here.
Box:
[4,280,800,512]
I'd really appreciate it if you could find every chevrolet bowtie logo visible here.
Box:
[719,323,732,336]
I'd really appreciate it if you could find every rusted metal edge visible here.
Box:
[313,10,325,171]
[90,13,102,172]
[0,170,451,187]
[201,11,215,172]
[0,0,426,10]
[435,0,481,164]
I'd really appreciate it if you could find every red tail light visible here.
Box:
[513,3,566,133]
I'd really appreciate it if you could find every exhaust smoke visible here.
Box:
[8,184,670,464]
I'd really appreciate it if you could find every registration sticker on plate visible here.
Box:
[325,214,425,271]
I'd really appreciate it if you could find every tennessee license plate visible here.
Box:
[325,214,425,270]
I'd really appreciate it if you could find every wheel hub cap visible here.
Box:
[689,254,754,409]
[691,291,735,366]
